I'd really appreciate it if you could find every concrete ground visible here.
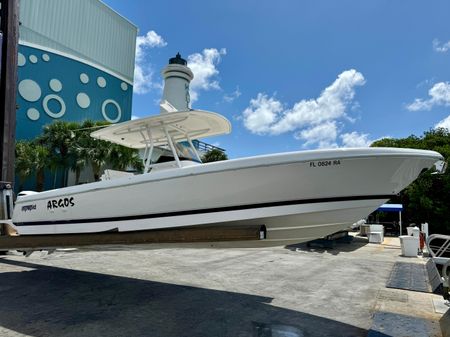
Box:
[0,235,444,337]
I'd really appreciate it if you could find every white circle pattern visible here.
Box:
[18,79,41,102]
[76,93,91,109]
[20,68,127,123]
[80,73,89,84]
[27,108,40,121]
[97,76,106,88]
[43,94,66,118]
[42,54,50,62]
[102,99,122,123]
[18,53,26,67]
[29,55,38,63]
[49,79,62,92]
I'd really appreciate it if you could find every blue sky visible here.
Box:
[104,0,450,159]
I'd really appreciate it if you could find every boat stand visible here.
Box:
[0,225,267,252]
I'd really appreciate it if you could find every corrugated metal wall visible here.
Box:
[19,0,137,83]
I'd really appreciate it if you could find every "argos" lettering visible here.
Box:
[47,197,75,210]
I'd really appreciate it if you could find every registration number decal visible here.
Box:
[309,159,341,168]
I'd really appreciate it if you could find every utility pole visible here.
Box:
[0,0,19,234]
[0,0,18,183]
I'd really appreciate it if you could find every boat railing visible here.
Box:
[191,139,225,153]
[426,234,450,266]
[426,234,450,300]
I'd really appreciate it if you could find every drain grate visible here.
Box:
[377,289,408,303]
[386,262,432,293]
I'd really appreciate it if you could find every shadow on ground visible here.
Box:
[0,258,367,337]
[285,235,369,255]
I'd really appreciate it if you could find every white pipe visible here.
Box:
[164,126,181,168]
[186,135,202,163]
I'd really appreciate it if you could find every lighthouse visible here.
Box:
[160,53,194,113]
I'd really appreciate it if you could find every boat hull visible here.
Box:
[12,148,442,243]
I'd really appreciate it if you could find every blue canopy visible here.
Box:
[377,204,403,212]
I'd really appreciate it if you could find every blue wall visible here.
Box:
[16,45,133,140]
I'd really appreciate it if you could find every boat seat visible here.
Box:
[101,169,135,181]
[150,160,201,172]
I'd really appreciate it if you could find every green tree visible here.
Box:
[40,121,79,187]
[202,149,228,163]
[69,120,142,181]
[109,144,144,172]
[33,144,50,192]
[15,140,49,191]
[372,128,450,234]
[15,140,35,191]
[69,120,107,183]
[16,120,144,188]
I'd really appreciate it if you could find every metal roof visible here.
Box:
[19,0,137,83]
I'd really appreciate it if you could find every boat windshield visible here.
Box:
[144,140,202,171]
[175,142,202,163]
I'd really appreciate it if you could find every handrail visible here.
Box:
[426,234,450,300]
[426,234,450,264]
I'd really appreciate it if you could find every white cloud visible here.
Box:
[340,131,372,148]
[136,31,167,57]
[242,93,284,134]
[407,82,450,111]
[223,86,242,103]
[295,121,338,149]
[134,30,167,94]
[433,39,450,53]
[435,115,450,130]
[187,48,226,103]
[242,69,366,147]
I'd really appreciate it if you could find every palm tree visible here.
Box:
[33,144,50,191]
[17,120,144,188]
[90,140,113,181]
[41,121,79,187]
[109,144,144,172]
[70,120,113,181]
[202,149,228,162]
[69,120,97,184]
[15,140,35,191]
[15,140,50,191]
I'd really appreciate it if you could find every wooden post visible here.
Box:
[0,0,19,235]
[0,0,19,185]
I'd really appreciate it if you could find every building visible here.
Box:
[16,0,137,140]
[14,1,224,191]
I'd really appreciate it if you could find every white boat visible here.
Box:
[9,54,446,245]
[10,108,444,245]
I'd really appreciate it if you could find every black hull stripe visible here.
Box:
[15,194,393,227]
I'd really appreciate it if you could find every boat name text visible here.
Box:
[21,204,36,212]
[309,160,341,168]
[47,197,75,210]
